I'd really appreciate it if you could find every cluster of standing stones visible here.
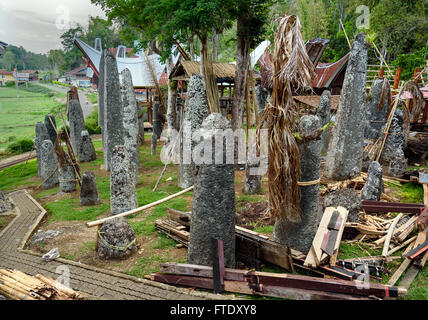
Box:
[32,32,407,265]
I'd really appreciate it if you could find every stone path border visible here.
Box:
[0,189,233,300]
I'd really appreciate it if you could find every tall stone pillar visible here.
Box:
[151,102,161,155]
[103,50,124,171]
[316,90,331,154]
[121,68,140,185]
[97,145,137,259]
[188,113,236,268]
[44,114,57,144]
[35,122,50,177]
[274,115,322,253]
[40,140,59,190]
[364,79,390,140]
[68,99,86,154]
[325,33,368,180]
[178,74,210,189]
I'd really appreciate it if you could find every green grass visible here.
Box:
[151,234,176,249]
[0,86,66,149]
[0,217,3,228]
[127,253,187,278]
[386,182,424,203]
[0,159,38,190]
[87,93,98,104]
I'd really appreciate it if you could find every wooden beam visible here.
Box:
[382,213,403,257]
[86,186,194,227]
[159,263,406,298]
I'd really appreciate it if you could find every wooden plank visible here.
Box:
[374,215,417,245]
[159,263,406,298]
[150,272,369,300]
[387,258,412,286]
[415,208,428,231]
[304,207,336,267]
[382,213,403,257]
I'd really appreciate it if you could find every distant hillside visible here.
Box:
[0,44,48,72]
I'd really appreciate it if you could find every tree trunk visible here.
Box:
[200,35,220,113]
[212,28,219,63]
[189,33,195,61]
[232,19,251,131]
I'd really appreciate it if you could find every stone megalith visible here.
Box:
[44,114,57,144]
[274,115,322,253]
[35,122,50,177]
[316,90,331,154]
[361,161,384,201]
[255,84,269,118]
[109,145,138,215]
[324,188,361,223]
[97,217,137,260]
[325,33,368,180]
[121,68,140,185]
[380,109,407,177]
[59,163,76,193]
[68,99,86,154]
[40,140,59,189]
[151,102,162,155]
[0,191,14,213]
[103,50,124,171]
[78,130,96,163]
[187,113,236,268]
[80,171,100,206]
[244,158,262,194]
[364,79,390,140]
[178,74,210,189]
[97,145,137,259]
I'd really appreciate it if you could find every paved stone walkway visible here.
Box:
[0,190,221,300]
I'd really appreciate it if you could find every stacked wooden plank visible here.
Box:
[0,269,84,300]
[147,262,406,300]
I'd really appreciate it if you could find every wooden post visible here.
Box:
[393,68,402,90]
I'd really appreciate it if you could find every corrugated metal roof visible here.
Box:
[312,53,350,89]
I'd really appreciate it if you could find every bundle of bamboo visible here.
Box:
[0,269,84,300]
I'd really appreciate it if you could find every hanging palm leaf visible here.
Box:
[257,15,314,222]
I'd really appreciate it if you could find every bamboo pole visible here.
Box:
[86,186,194,228]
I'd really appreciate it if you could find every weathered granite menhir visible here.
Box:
[325,33,368,180]
[187,113,236,268]
[121,68,140,186]
[316,90,331,154]
[178,74,210,189]
[68,99,86,154]
[364,79,390,140]
[274,115,322,253]
[78,130,96,163]
[35,122,50,177]
[361,161,384,201]
[39,139,59,189]
[101,49,124,171]
[80,171,100,206]
[44,114,57,144]
[97,145,137,259]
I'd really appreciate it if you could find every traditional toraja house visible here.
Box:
[20,70,39,81]
[74,37,172,123]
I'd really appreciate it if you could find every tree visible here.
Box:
[92,0,235,113]
[48,49,67,76]
[229,0,271,131]
[1,51,16,70]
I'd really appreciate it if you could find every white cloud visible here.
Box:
[0,0,106,54]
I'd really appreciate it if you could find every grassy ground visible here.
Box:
[0,135,426,300]
[0,85,67,150]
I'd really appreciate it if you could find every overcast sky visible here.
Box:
[0,0,106,54]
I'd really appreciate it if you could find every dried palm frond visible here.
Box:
[257,15,314,222]
[402,81,424,122]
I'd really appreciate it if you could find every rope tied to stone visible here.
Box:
[297,178,320,186]
[97,230,136,251]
